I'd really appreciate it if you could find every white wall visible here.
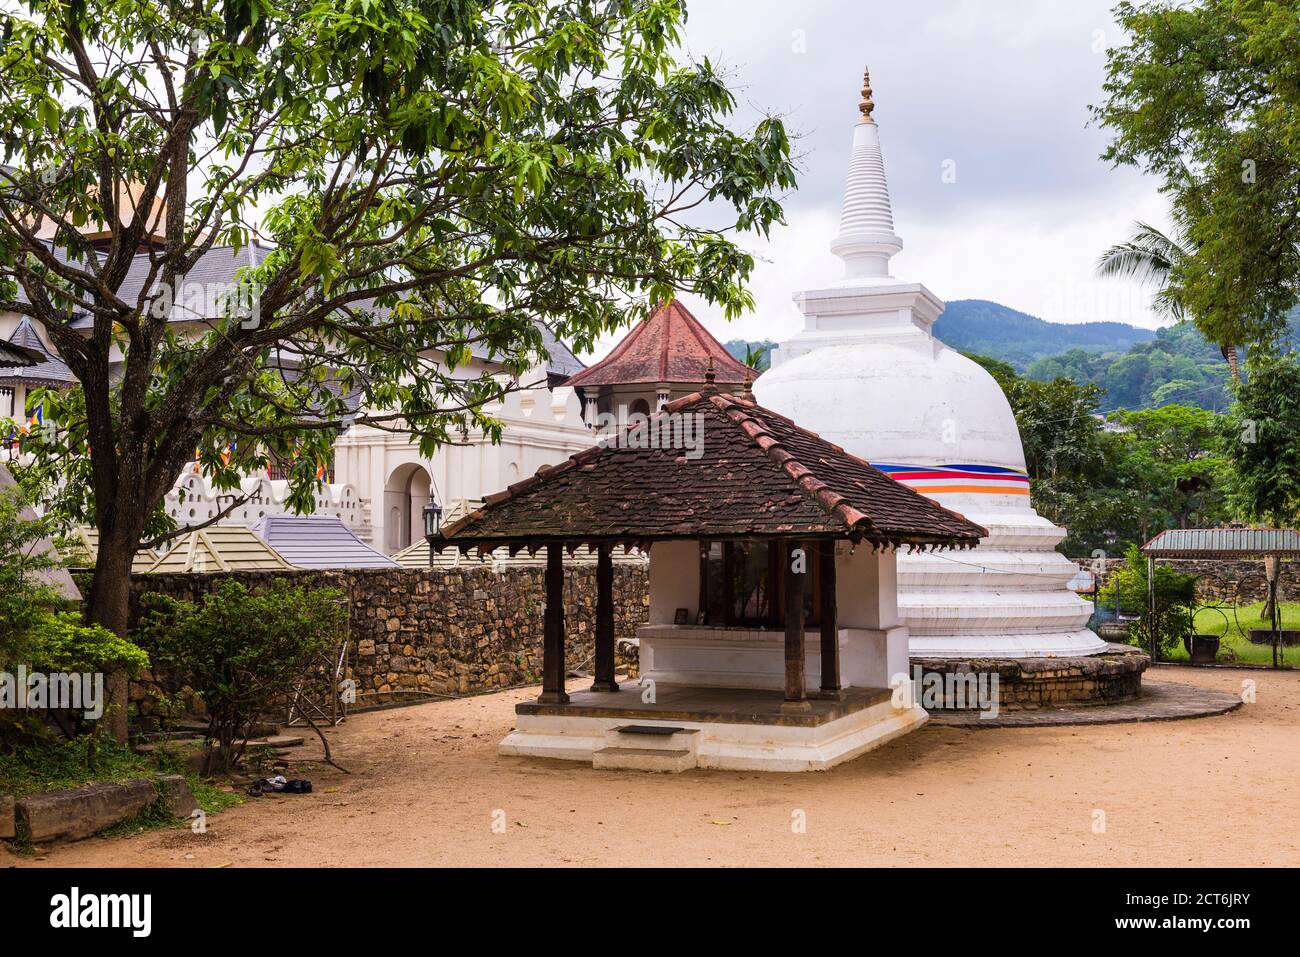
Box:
[648,539,700,624]
[835,542,898,630]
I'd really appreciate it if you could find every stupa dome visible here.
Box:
[754,68,1106,659]
[756,337,1026,478]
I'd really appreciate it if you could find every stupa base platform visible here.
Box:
[911,643,1150,712]
[927,679,1241,727]
[500,683,927,772]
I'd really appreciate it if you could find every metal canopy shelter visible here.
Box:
[1141,527,1299,667]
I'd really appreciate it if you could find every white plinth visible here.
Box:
[637,623,909,691]
[499,689,928,773]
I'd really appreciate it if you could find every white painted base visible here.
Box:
[638,623,909,691]
[498,699,928,773]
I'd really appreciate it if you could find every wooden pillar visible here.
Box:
[538,542,570,704]
[817,540,841,697]
[783,540,810,712]
[591,543,619,692]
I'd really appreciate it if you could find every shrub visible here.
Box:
[136,579,346,773]
[0,486,64,670]
[0,486,149,743]
[28,612,150,675]
[1098,545,1198,656]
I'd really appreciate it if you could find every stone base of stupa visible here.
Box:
[910,643,1150,712]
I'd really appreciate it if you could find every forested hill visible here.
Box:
[721,299,1300,412]
[932,299,1155,368]
[927,299,1234,412]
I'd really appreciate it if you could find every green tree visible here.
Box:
[0,0,795,737]
[137,579,344,773]
[1098,544,1197,657]
[0,486,63,669]
[1095,0,1300,357]
[0,486,146,741]
[1096,212,1241,383]
[1221,353,1300,528]
[1106,404,1231,534]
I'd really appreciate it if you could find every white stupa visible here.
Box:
[755,70,1107,660]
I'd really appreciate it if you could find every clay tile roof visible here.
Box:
[439,391,987,551]
[566,300,755,388]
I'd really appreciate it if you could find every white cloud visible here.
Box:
[580,0,1172,363]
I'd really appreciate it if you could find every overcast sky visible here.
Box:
[580,0,1170,363]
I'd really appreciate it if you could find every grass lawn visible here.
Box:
[1180,601,1300,666]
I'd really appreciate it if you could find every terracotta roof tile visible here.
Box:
[566,300,755,388]
[439,390,986,551]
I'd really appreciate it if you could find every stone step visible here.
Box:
[240,735,306,749]
[592,746,695,773]
[604,724,700,756]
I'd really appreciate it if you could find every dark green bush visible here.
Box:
[136,578,346,772]
[1098,544,1198,655]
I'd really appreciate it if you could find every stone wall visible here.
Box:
[127,565,648,719]
[1075,557,1298,603]
[913,646,1149,710]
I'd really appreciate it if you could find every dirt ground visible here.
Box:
[10,665,1298,868]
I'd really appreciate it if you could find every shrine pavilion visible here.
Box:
[437,375,986,772]
[565,298,755,425]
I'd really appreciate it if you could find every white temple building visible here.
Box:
[755,70,1108,662]
[2,263,593,558]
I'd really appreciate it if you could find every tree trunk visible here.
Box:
[1221,343,1241,384]
[85,537,135,744]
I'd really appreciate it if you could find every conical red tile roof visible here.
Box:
[566,300,755,388]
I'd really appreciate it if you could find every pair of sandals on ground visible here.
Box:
[247,774,312,797]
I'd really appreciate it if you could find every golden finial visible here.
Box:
[858,66,875,123]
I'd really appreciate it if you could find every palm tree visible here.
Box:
[742,341,769,372]
[1096,218,1241,383]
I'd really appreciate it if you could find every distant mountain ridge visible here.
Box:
[723,298,1234,414]
[932,299,1155,370]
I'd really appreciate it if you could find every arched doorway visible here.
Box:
[384,463,432,553]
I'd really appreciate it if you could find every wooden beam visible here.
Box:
[538,542,570,704]
[591,543,619,692]
[783,540,810,712]
[817,540,841,698]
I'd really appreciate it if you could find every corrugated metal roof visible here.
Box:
[62,526,159,573]
[252,514,398,569]
[393,539,648,570]
[1141,527,1300,558]
[146,525,296,573]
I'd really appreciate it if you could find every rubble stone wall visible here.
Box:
[127,565,648,720]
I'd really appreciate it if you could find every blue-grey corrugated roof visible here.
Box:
[1141,527,1300,558]
[0,318,73,384]
[0,339,41,368]
[252,514,399,569]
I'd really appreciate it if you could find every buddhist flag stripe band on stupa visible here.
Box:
[871,462,1031,496]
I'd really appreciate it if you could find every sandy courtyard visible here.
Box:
[11,665,1298,868]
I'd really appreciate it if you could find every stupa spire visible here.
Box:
[830,67,903,281]
[858,67,875,123]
